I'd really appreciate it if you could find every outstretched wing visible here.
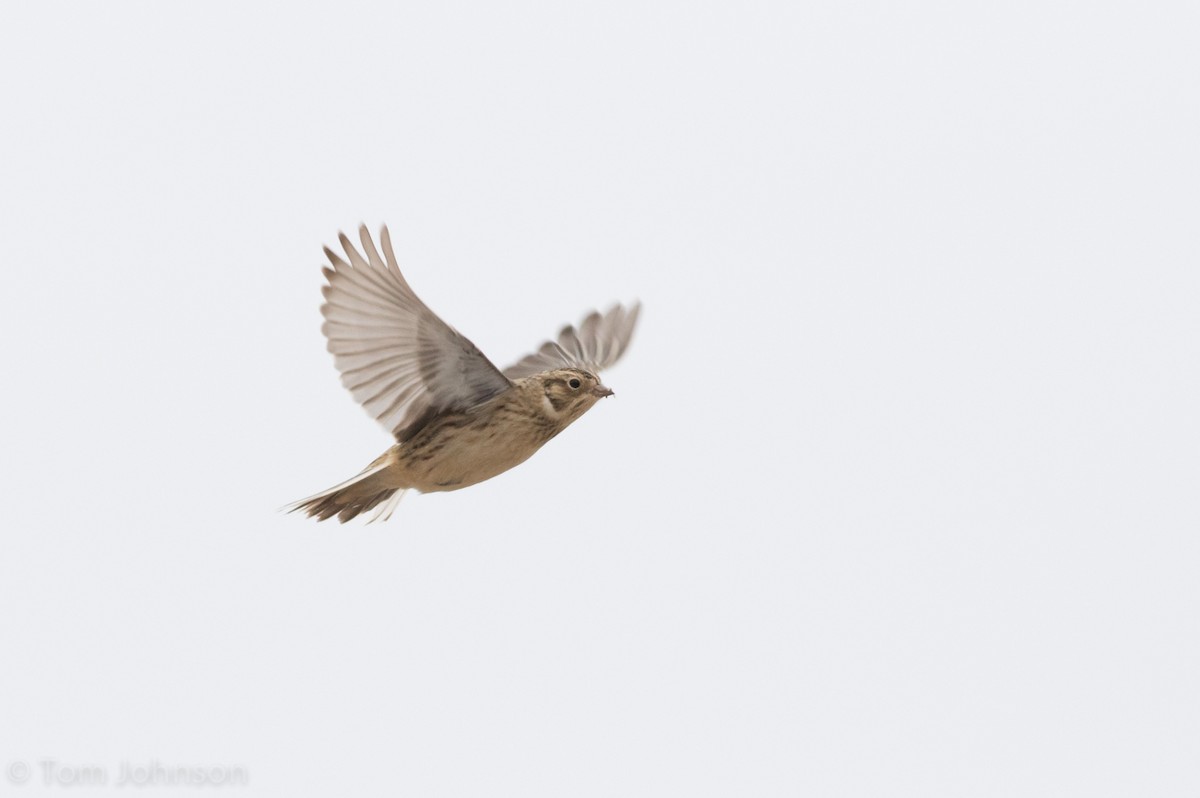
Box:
[502,303,641,380]
[320,225,513,441]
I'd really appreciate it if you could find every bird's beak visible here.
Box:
[591,384,614,398]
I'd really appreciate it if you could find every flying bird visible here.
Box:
[289,225,641,523]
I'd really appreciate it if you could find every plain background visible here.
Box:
[2,1,1197,795]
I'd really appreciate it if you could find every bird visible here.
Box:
[288,225,641,523]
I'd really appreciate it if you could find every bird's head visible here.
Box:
[538,368,613,424]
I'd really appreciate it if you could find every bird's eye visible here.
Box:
[568,378,581,389]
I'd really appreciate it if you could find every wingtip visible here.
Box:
[338,229,372,269]
[323,246,345,268]
[379,225,401,275]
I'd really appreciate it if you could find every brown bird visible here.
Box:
[289,225,641,522]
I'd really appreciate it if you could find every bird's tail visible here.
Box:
[287,457,407,523]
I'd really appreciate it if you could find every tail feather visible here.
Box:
[287,460,407,523]
[364,488,407,523]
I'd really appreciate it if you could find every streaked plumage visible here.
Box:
[289,225,640,522]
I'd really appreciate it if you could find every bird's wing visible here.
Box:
[320,225,513,441]
[502,302,642,380]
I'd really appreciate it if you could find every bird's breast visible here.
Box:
[396,395,563,492]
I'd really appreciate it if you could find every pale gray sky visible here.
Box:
[2,1,1197,795]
